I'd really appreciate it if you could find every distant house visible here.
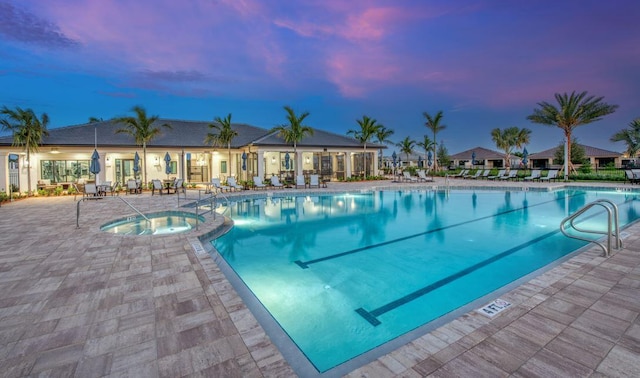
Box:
[528,144,622,169]
[450,147,507,168]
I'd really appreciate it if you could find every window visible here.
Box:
[221,160,227,174]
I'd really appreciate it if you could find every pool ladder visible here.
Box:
[560,199,622,257]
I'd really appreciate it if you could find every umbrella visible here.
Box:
[241,152,247,171]
[284,152,290,170]
[418,155,423,168]
[164,152,172,175]
[392,151,397,167]
[133,152,140,177]
[522,147,529,167]
[90,149,101,175]
[471,151,476,165]
[427,150,433,167]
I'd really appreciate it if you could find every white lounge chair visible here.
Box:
[487,169,506,180]
[451,169,468,178]
[83,183,100,199]
[211,178,230,192]
[270,175,284,188]
[523,170,541,181]
[309,174,321,188]
[417,170,433,182]
[253,176,267,189]
[539,170,559,182]
[499,170,518,181]
[403,171,418,182]
[296,175,307,188]
[126,179,140,194]
[463,170,482,179]
[227,177,244,191]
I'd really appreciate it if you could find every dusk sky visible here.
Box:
[1,0,639,155]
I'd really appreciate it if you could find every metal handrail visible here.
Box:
[76,195,150,228]
[560,199,622,257]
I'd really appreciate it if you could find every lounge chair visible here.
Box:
[417,170,432,182]
[539,170,559,182]
[296,175,307,188]
[470,169,489,179]
[499,170,518,181]
[168,178,185,194]
[253,176,267,189]
[83,183,100,199]
[403,171,418,182]
[451,169,468,178]
[463,170,482,179]
[211,178,230,192]
[227,177,244,191]
[523,170,541,181]
[152,179,164,195]
[309,174,321,188]
[487,169,506,180]
[270,175,284,188]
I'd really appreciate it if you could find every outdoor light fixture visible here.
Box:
[105,156,111,166]
[154,156,160,166]
[50,148,60,154]
[305,156,310,164]
[271,156,276,163]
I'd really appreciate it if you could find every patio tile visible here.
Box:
[596,345,640,377]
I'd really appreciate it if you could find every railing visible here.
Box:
[76,195,150,228]
[560,199,622,257]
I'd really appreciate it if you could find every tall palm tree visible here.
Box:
[205,113,238,177]
[527,91,618,177]
[347,115,383,177]
[375,126,394,174]
[0,106,49,195]
[397,136,416,163]
[491,127,531,168]
[417,135,435,169]
[271,106,314,177]
[114,105,171,185]
[611,118,640,165]
[423,111,446,171]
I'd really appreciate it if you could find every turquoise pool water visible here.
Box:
[211,189,640,373]
[101,210,204,235]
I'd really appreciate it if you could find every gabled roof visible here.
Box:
[0,119,374,149]
[529,144,622,159]
[450,146,504,160]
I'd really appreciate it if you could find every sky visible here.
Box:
[1,0,639,155]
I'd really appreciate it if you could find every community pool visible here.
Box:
[210,188,640,374]
[101,210,204,235]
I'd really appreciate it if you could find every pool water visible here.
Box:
[211,189,640,373]
[101,210,204,235]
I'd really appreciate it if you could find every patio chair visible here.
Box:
[417,170,433,182]
[478,170,491,179]
[170,178,185,194]
[309,174,321,188]
[523,170,541,181]
[127,179,140,194]
[499,170,518,181]
[539,170,559,182]
[451,169,468,178]
[270,175,284,189]
[253,176,267,189]
[227,177,244,191]
[83,183,100,199]
[403,171,418,182]
[487,169,506,180]
[211,178,230,192]
[463,170,482,179]
[296,175,307,188]
[151,179,164,195]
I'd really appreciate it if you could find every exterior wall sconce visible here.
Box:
[105,156,111,166]
[271,156,276,163]
[305,156,310,164]
[154,156,160,166]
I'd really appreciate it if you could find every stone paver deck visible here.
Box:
[1,179,639,377]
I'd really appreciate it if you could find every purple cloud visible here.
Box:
[0,1,78,48]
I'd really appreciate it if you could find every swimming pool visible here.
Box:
[210,188,640,374]
[101,210,204,235]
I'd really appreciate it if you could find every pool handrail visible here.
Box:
[560,198,622,257]
[76,195,150,228]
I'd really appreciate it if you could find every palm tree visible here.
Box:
[271,106,314,176]
[611,118,640,165]
[397,136,416,163]
[423,111,446,171]
[205,113,238,177]
[491,127,531,168]
[88,117,103,123]
[114,105,171,185]
[417,135,435,169]
[527,91,618,177]
[375,126,394,174]
[0,106,49,195]
[347,115,383,177]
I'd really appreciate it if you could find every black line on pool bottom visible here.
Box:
[295,192,582,269]
[355,229,560,326]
